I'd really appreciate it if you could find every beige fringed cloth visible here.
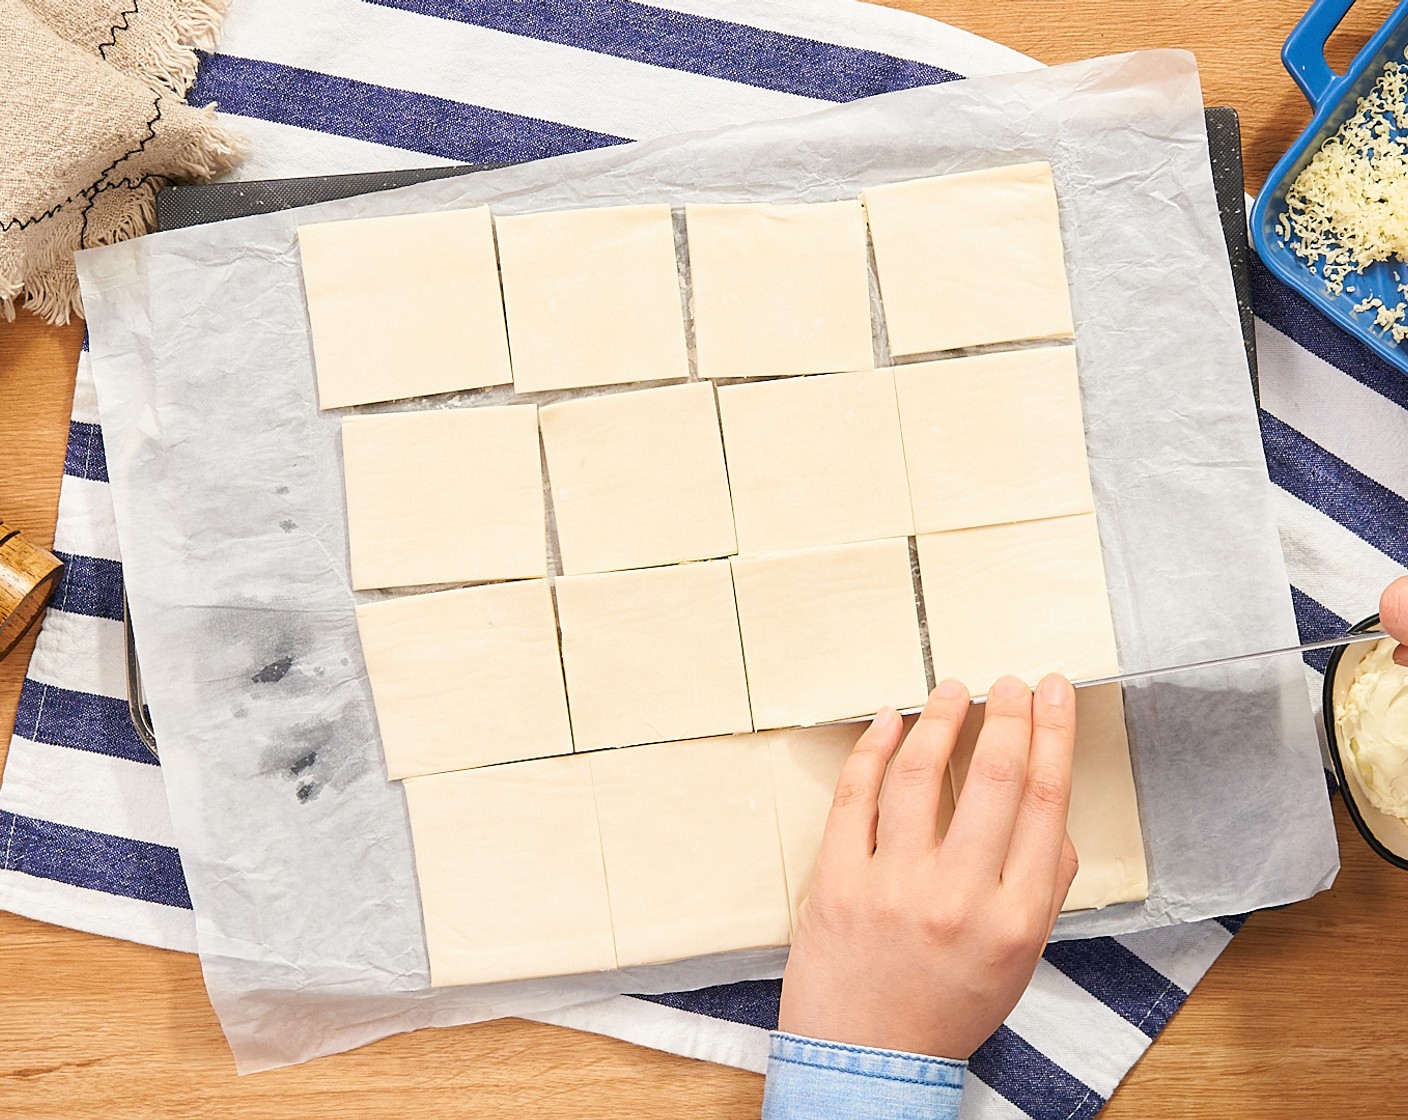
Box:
[1,0,246,324]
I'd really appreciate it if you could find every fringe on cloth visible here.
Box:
[1,0,246,325]
[3,105,247,325]
[21,0,231,93]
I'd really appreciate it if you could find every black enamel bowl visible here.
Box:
[1323,613,1408,870]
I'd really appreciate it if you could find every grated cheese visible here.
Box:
[1280,52,1408,343]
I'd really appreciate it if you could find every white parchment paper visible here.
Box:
[76,50,1338,1073]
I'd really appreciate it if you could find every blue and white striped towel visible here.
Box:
[2,2,1403,1115]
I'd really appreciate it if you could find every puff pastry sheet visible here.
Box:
[539,382,736,575]
[895,348,1093,534]
[341,406,546,590]
[919,514,1121,693]
[555,560,752,751]
[590,735,791,968]
[718,369,912,553]
[495,203,689,393]
[299,208,511,408]
[863,162,1074,356]
[356,581,572,778]
[732,539,928,729]
[685,201,874,380]
[406,756,616,988]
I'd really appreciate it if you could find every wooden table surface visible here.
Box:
[3,1,1407,1114]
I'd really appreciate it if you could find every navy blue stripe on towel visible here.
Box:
[50,552,124,623]
[1251,256,1408,413]
[0,810,191,909]
[63,421,109,483]
[14,680,155,766]
[367,0,961,102]
[632,978,781,1030]
[1290,587,1350,672]
[1043,938,1186,1040]
[1262,411,1408,567]
[189,54,628,164]
[969,1025,1106,1120]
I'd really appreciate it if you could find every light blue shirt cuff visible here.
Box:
[761,1031,966,1120]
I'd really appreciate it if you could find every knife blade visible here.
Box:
[899,629,1392,712]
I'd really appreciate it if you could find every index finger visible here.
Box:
[813,707,905,881]
[875,681,969,859]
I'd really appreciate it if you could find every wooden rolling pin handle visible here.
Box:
[0,522,64,661]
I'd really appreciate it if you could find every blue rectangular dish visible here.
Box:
[1250,0,1408,376]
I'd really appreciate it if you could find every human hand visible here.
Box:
[1381,576,1408,667]
[777,675,1079,1061]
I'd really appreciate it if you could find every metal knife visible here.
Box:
[901,629,1392,711]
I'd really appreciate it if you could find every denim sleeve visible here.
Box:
[760,1031,966,1120]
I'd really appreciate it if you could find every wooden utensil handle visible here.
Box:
[0,521,64,660]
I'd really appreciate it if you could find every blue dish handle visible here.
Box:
[1283,0,1358,106]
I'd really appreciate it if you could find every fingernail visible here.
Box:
[871,706,900,732]
[988,676,1029,699]
[1038,674,1072,704]
[934,679,966,700]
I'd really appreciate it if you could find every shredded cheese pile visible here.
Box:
[1279,54,1408,342]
